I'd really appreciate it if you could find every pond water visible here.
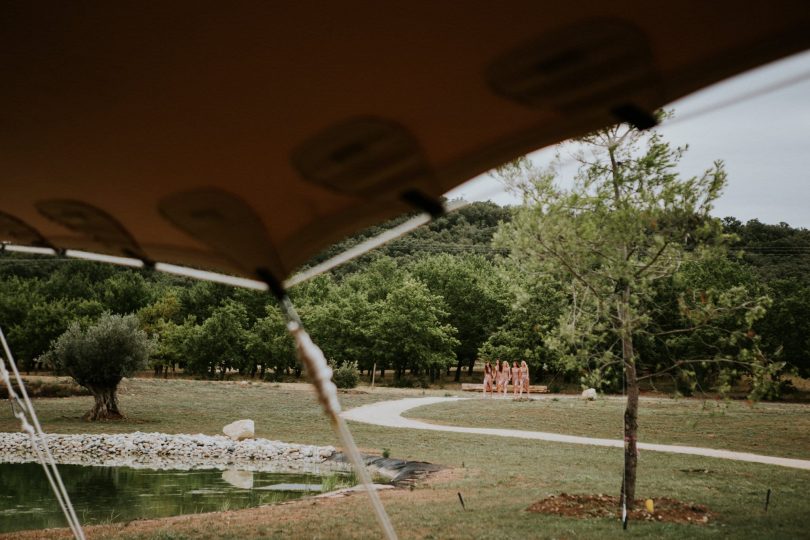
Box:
[0,463,353,533]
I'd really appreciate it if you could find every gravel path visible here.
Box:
[342,397,810,471]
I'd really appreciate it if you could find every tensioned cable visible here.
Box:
[0,327,86,540]
[667,68,810,126]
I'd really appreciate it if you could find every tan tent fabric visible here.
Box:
[2,2,809,285]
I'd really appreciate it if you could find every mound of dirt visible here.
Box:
[527,493,714,525]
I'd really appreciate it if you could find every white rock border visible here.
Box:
[0,432,342,474]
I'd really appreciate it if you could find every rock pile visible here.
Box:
[0,432,337,473]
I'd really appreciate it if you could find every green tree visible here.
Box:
[409,254,508,380]
[300,283,378,374]
[247,305,296,379]
[495,119,771,508]
[374,277,459,382]
[137,292,183,376]
[479,267,565,381]
[45,313,151,420]
[97,271,155,315]
[8,297,105,372]
[757,280,810,377]
[183,300,249,378]
[636,256,774,396]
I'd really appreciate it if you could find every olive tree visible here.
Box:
[46,313,151,420]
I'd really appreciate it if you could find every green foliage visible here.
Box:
[479,267,564,378]
[46,313,151,389]
[183,300,249,378]
[332,361,359,389]
[373,275,459,381]
[409,254,508,378]
[303,201,511,276]
[247,305,296,378]
[8,297,105,371]
[494,120,775,397]
[722,218,810,377]
[0,164,807,395]
[44,312,151,419]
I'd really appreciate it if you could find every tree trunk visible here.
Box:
[467,357,475,376]
[622,355,639,511]
[454,358,463,382]
[84,385,123,421]
[618,289,639,512]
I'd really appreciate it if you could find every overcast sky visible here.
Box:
[448,49,810,229]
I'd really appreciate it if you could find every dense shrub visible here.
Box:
[332,361,359,389]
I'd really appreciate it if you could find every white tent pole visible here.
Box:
[278,297,398,540]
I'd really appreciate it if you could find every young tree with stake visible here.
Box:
[495,115,772,510]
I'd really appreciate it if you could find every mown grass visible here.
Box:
[1,379,809,539]
[404,395,810,460]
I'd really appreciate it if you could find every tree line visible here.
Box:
[0,209,807,390]
[0,183,808,394]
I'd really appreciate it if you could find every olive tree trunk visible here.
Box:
[84,385,123,421]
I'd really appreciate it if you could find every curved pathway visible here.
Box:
[342,397,810,471]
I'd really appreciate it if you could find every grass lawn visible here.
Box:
[1,378,809,539]
[403,395,810,460]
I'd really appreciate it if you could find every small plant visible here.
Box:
[321,472,357,492]
[382,448,391,458]
[332,361,359,389]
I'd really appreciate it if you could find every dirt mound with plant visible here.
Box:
[527,493,714,524]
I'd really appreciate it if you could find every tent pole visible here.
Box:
[274,295,397,540]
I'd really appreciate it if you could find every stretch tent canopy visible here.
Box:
[2,2,809,285]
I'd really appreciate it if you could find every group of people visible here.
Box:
[482,360,530,397]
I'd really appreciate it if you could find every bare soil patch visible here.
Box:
[527,493,714,525]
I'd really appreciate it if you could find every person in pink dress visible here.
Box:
[499,360,511,397]
[520,360,530,397]
[511,361,521,396]
[482,361,493,397]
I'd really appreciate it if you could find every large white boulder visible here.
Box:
[581,388,597,400]
[223,419,255,441]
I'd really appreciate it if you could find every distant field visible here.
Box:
[2,379,809,539]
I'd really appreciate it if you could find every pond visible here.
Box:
[0,463,354,533]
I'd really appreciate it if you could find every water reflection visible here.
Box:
[221,469,253,489]
[0,463,350,533]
